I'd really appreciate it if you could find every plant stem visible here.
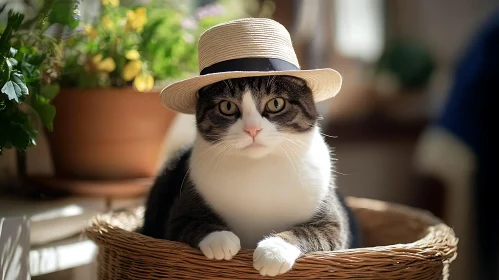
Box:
[0,13,24,73]
[0,19,15,56]
[21,0,57,30]
[16,150,27,179]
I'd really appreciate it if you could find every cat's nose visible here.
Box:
[244,126,261,138]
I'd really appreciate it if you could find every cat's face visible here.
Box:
[196,76,319,159]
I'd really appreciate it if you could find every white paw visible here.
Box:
[199,231,241,260]
[253,237,301,277]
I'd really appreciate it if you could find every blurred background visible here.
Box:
[0,0,497,279]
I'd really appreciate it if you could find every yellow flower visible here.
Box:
[91,54,116,72]
[126,7,147,32]
[133,74,154,92]
[122,60,143,81]
[125,50,140,60]
[83,25,97,40]
[102,0,119,7]
[102,16,114,30]
[98,58,116,72]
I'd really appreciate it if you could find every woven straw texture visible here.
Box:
[86,197,458,280]
[160,18,342,114]
[198,18,300,70]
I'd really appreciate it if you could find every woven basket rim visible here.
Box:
[85,197,458,262]
[85,197,459,279]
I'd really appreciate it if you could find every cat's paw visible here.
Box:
[199,231,241,260]
[253,237,301,276]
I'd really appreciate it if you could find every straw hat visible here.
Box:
[160,18,342,114]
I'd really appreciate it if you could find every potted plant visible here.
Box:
[42,0,236,186]
[0,1,77,158]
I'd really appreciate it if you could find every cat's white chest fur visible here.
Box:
[189,128,332,249]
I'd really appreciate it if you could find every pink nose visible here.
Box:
[244,126,261,138]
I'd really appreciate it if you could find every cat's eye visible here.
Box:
[219,100,239,116]
[265,98,285,113]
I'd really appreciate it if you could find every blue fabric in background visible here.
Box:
[436,11,498,280]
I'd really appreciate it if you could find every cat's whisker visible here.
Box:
[302,121,338,139]
[281,142,315,181]
[283,140,348,177]
[179,140,230,195]
[198,140,230,158]
[282,143,306,159]
[203,135,240,142]
[331,170,350,176]
[281,141,306,165]
[320,133,338,139]
[282,137,308,149]
[278,144,304,190]
[214,146,233,172]
[278,138,309,157]
[279,134,304,142]
[208,143,230,168]
[279,134,308,145]
[178,168,191,197]
[264,134,308,148]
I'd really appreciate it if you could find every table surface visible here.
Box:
[0,190,145,277]
[30,235,97,277]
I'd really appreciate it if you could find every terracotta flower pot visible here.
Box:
[46,87,176,180]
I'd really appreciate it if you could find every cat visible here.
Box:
[143,75,360,277]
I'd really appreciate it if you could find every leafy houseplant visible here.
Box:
[42,0,239,184]
[60,0,235,91]
[0,1,79,155]
[373,40,435,95]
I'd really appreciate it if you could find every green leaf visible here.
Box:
[0,12,24,56]
[40,84,60,100]
[140,18,164,50]
[5,57,14,70]
[2,72,29,103]
[2,81,21,102]
[30,95,56,131]
[26,54,46,67]
[21,119,38,146]
[20,60,40,83]
[12,72,29,94]
[18,46,36,56]
[1,57,12,82]
[9,47,18,57]
[48,0,79,28]
[0,116,34,153]
[10,124,32,151]
[0,98,39,153]
[7,58,18,67]
[7,11,25,29]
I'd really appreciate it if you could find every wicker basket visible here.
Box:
[86,197,458,280]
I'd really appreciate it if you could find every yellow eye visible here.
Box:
[219,100,239,116]
[266,98,285,113]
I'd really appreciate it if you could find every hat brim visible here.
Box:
[160,68,342,114]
